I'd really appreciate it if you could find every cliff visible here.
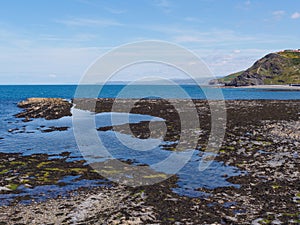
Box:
[213,50,300,86]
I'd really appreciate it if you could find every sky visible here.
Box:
[0,0,299,84]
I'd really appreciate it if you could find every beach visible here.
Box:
[0,98,299,224]
[216,84,300,90]
[1,0,300,224]
[234,85,300,90]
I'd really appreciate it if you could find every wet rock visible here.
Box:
[8,128,19,133]
[1,99,300,224]
[0,187,11,192]
[40,126,69,133]
[0,185,158,224]
[15,98,72,121]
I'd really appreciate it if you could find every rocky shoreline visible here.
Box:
[15,98,72,121]
[0,98,299,224]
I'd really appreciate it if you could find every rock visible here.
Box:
[40,126,69,133]
[22,116,32,122]
[0,187,11,192]
[251,218,263,225]
[8,128,19,133]
[15,98,72,121]
[1,99,300,224]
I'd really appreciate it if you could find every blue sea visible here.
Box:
[0,85,299,100]
[0,85,299,205]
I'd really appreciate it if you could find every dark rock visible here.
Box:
[41,126,69,133]
[8,128,19,133]
[15,98,72,121]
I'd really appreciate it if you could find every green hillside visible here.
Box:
[216,71,244,83]
[215,50,300,86]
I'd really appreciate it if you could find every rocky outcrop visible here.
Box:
[208,79,224,85]
[15,98,72,121]
[226,53,288,86]
[214,50,300,86]
[227,70,264,86]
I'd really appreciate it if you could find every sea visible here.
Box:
[0,85,299,205]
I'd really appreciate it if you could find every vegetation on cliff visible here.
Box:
[212,50,300,86]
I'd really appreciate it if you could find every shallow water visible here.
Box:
[6,84,297,204]
[0,100,244,204]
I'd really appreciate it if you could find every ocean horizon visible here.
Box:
[0,84,299,101]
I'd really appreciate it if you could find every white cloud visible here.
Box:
[199,48,274,76]
[272,10,285,19]
[291,12,300,19]
[56,18,122,27]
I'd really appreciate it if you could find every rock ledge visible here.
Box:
[16,98,72,121]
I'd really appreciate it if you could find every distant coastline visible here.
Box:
[216,84,300,90]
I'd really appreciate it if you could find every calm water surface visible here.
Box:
[0,85,298,205]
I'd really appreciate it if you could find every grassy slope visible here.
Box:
[217,71,244,83]
[265,51,300,84]
[218,51,300,85]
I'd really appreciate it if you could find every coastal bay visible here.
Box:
[0,96,299,224]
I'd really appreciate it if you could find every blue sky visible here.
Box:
[0,0,299,84]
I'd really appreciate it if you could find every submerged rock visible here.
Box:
[40,126,69,133]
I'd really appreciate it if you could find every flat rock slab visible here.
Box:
[15,98,72,121]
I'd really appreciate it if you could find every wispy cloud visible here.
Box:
[56,18,122,27]
[170,28,257,45]
[173,33,256,45]
[104,7,127,14]
[154,0,172,13]
[39,33,97,43]
[199,48,275,76]
[236,0,251,10]
[0,46,103,84]
[244,0,251,6]
[184,17,203,23]
[75,1,126,15]
[173,35,206,43]
[0,27,33,49]
[272,10,285,19]
[145,23,299,48]
[291,12,300,19]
